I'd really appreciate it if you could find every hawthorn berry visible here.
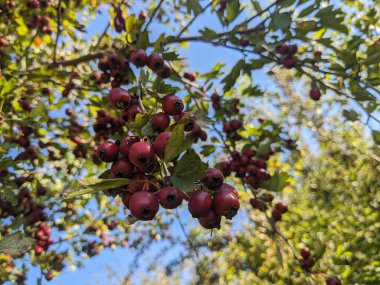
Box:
[121,104,142,122]
[283,56,297,69]
[111,158,133,178]
[119,136,140,157]
[34,245,43,255]
[108,87,132,109]
[188,190,213,218]
[153,131,171,159]
[184,71,196,82]
[27,0,40,8]
[128,172,148,193]
[310,87,321,101]
[325,276,341,285]
[130,49,148,67]
[96,141,119,163]
[201,168,224,190]
[45,272,53,281]
[271,209,282,221]
[275,44,289,55]
[239,37,249,47]
[157,186,183,209]
[148,53,164,71]
[213,187,240,219]
[303,257,315,268]
[156,65,172,79]
[121,192,132,209]
[218,183,239,198]
[129,191,159,221]
[162,95,184,116]
[198,210,221,230]
[150,112,170,132]
[274,201,288,214]
[129,141,155,167]
[300,247,311,259]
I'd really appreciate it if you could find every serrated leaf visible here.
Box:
[191,110,214,128]
[0,232,35,256]
[165,124,193,162]
[170,149,208,192]
[29,101,47,119]
[343,109,359,121]
[201,145,216,156]
[259,171,290,192]
[272,12,292,30]
[162,52,181,61]
[372,130,380,145]
[226,0,242,23]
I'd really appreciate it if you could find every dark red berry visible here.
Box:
[287,44,298,56]
[129,191,159,221]
[188,190,212,218]
[121,104,142,122]
[230,119,242,129]
[309,87,321,101]
[150,112,170,132]
[300,247,311,259]
[153,131,171,159]
[119,136,140,157]
[239,37,249,47]
[157,186,183,209]
[275,44,289,55]
[148,53,164,71]
[156,65,172,79]
[283,56,297,69]
[108,87,132,109]
[111,158,133,178]
[121,192,132,209]
[274,201,288,214]
[218,183,239,198]
[183,71,196,82]
[130,49,148,67]
[271,209,282,221]
[128,141,155,167]
[201,168,224,190]
[198,210,221,230]
[45,272,53,281]
[96,141,119,163]
[162,95,184,116]
[128,172,147,193]
[213,187,240,219]
[303,257,315,268]
[27,0,40,8]
[326,276,341,285]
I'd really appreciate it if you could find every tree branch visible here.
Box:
[142,0,165,33]
[53,0,63,63]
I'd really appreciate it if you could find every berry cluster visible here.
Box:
[129,49,172,79]
[34,223,53,256]
[300,246,315,270]
[93,109,125,141]
[222,119,243,141]
[211,93,239,114]
[113,6,125,33]
[275,43,298,69]
[97,54,130,87]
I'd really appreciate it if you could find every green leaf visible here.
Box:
[226,0,242,23]
[0,157,18,170]
[170,149,208,192]
[162,52,182,61]
[343,109,359,121]
[0,232,35,256]
[186,0,203,15]
[199,27,219,40]
[141,121,156,136]
[372,130,380,145]
[222,59,248,92]
[165,124,193,162]
[201,145,216,156]
[271,12,292,30]
[259,171,290,192]
[314,243,327,261]
[29,101,47,119]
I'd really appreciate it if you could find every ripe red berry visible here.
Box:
[108,87,132,109]
[119,136,140,157]
[218,183,239,198]
[121,192,132,209]
[153,131,171,159]
[201,168,224,190]
[27,0,40,8]
[300,247,311,259]
[129,192,159,221]
[283,56,297,69]
[111,158,133,178]
[128,141,155,167]
[271,209,282,221]
[121,104,142,122]
[150,112,170,132]
[274,201,288,214]
[139,10,147,21]
[34,245,43,255]
[65,108,73,116]
[45,272,53,281]
[303,257,315,268]
[128,172,148,193]
[176,112,195,131]
[213,187,240,219]
[198,210,221,230]
[325,276,341,285]
[157,186,183,209]
[223,122,232,133]
[148,53,164,71]
[156,65,172,79]
[162,95,184,116]
[96,141,119,163]
[275,44,289,55]
[184,71,196,82]
[239,37,249,47]
[188,190,213,218]
[309,87,321,101]
[130,49,148,67]
[287,44,298,56]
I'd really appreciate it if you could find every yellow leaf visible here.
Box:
[91,0,97,7]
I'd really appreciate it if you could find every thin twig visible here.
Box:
[91,22,110,51]
[176,209,199,258]
[53,0,62,63]
[142,0,165,33]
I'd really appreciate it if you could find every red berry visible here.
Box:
[34,245,43,255]
[188,190,212,218]
[111,158,133,178]
[96,141,119,163]
[230,119,242,129]
[183,71,196,81]
[223,122,232,133]
[129,192,159,221]
[157,186,183,209]
[108,87,132,109]
[250,198,266,211]
[274,201,288,214]
[121,104,142,122]
[27,0,40,8]
[303,257,315,268]
[275,44,289,55]
[326,276,341,285]
[130,49,148,67]
[65,108,73,116]
[156,65,172,79]
[271,209,282,221]
[283,56,297,69]
[119,136,140,157]
[150,112,170,132]
[153,131,171,159]
[309,87,321,101]
[45,272,53,281]
[198,210,221,230]
[128,141,155,167]
[201,168,224,190]
[139,10,147,21]
[148,53,164,71]
[287,44,298,56]
[213,187,240,219]
[162,95,184,116]
[176,112,195,131]
[300,247,311,259]
[239,37,249,47]
[128,172,148,193]
[218,183,239,198]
